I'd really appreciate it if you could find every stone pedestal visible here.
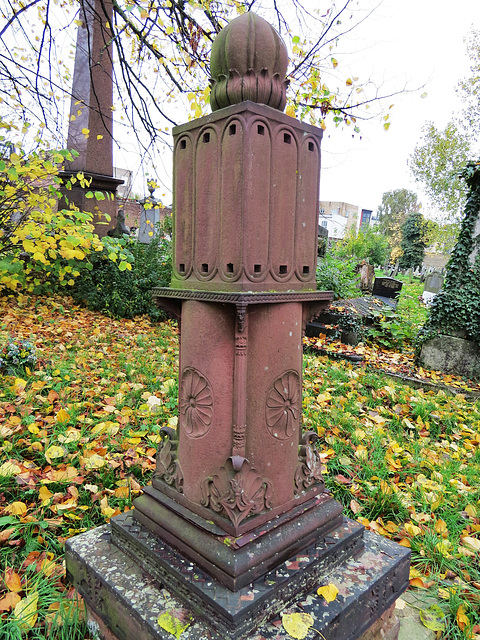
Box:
[65,12,410,640]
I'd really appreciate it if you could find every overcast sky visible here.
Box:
[318,0,479,217]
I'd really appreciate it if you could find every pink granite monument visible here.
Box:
[66,13,410,640]
[60,0,122,236]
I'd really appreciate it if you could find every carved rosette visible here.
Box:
[265,370,301,440]
[201,456,273,528]
[294,431,325,495]
[180,367,213,438]
[153,427,184,493]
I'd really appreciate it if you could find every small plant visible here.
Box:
[316,254,358,299]
[0,338,37,374]
[336,309,366,343]
[367,306,415,350]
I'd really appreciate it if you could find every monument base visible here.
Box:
[66,522,409,640]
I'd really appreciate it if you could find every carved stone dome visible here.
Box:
[209,12,289,112]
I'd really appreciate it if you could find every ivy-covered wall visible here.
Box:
[420,160,480,344]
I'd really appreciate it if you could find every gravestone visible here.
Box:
[359,261,375,292]
[66,13,409,640]
[59,0,122,236]
[421,270,444,305]
[138,186,166,244]
[372,277,403,307]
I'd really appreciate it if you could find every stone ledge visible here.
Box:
[66,526,409,640]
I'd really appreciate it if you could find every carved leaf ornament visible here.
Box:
[180,367,213,438]
[266,370,301,439]
[201,456,273,528]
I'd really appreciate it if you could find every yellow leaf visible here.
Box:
[14,591,39,631]
[114,486,130,499]
[81,128,89,135]
[38,485,53,505]
[286,105,296,118]
[419,605,445,632]
[83,454,106,470]
[465,504,477,518]
[434,519,447,534]
[5,501,27,516]
[317,583,339,603]
[56,409,70,423]
[13,378,27,395]
[0,461,22,477]
[45,445,66,463]
[384,122,391,131]
[456,604,469,630]
[461,536,480,553]
[346,78,352,86]
[157,610,191,639]
[282,612,314,639]
[404,522,422,537]
[96,135,103,140]
[331,57,338,68]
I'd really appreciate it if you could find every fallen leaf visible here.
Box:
[55,408,70,424]
[5,501,27,516]
[317,583,339,603]
[419,604,445,632]
[0,591,21,611]
[157,610,191,639]
[281,612,314,639]
[461,536,480,553]
[5,567,22,592]
[14,591,39,631]
[456,604,469,631]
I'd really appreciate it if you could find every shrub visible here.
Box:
[332,228,390,265]
[316,254,358,299]
[70,218,172,320]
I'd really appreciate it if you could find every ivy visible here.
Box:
[419,160,480,345]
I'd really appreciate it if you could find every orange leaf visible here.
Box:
[5,567,22,592]
[456,604,469,630]
[0,591,21,611]
[0,527,15,543]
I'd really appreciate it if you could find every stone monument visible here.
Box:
[59,0,122,237]
[421,270,444,305]
[66,12,409,640]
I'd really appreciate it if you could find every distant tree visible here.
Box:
[399,212,427,269]
[410,121,472,220]
[424,219,460,255]
[410,28,479,220]
[376,189,422,261]
[333,227,390,265]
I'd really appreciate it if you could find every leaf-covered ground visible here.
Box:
[0,294,479,639]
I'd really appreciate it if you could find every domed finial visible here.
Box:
[209,12,289,112]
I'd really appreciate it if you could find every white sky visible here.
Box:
[113,0,480,216]
[318,0,480,216]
